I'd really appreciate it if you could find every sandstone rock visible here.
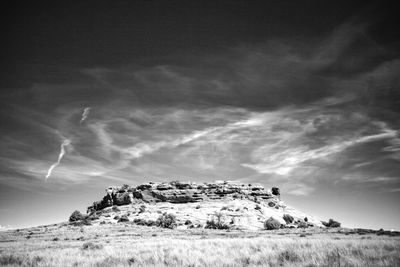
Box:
[89,181,282,212]
[113,192,133,206]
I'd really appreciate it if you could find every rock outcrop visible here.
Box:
[83,180,323,230]
[87,181,282,212]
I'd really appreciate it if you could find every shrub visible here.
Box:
[146,220,156,226]
[322,219,341,228]
[133,218,147,225]
[268,202,276,207]
[205,212,230,230]
[264,217,281,230]
[297,221,308,228]
[283,214,294,224]
[69,210,85,222]
[156,213,177,229]
[81,242,103,250]
[184,220,192,225]
[132,218,155,226]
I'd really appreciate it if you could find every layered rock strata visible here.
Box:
[87,181,282,212]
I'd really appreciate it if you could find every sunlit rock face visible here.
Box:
[84,181,322,230]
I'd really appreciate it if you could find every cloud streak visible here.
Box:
[80,107,91,124]
[45,139,71,181]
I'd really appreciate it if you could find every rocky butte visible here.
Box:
[79,181,322,230]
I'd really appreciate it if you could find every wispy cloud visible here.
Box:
[45,139,71,181]
[1,19,399,195]
[80,107,91,124]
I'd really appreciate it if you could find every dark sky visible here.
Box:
[0,0,399,230]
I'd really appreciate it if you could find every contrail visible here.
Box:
[45,139,71,181]
[80,107,91,123]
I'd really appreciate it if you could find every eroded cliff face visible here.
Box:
[87,181,282,213]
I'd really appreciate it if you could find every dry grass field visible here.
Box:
[0,223,399,267]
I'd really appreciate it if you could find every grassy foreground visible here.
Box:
[0,223,399,266]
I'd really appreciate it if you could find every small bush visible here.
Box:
[82,242,103,250]
[156,213,177,229]
[185,220,192,225]
[297,221,308,228]
[133,218,147,225]
[283,214,294,224]
[322,219,341,228]
[268,202,276,207]
[146,220,156,226]
[133,218,156,227]
[69,210,85,222]
[264,217,281,230]
[205,212,230,230]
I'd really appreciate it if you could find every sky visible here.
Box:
[0,0,399,230]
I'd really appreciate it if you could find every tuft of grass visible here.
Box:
[278,249,301,264]
[0,255,23,265]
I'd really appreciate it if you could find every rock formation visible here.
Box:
[83,180,323,230]
[87,181,282,212]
